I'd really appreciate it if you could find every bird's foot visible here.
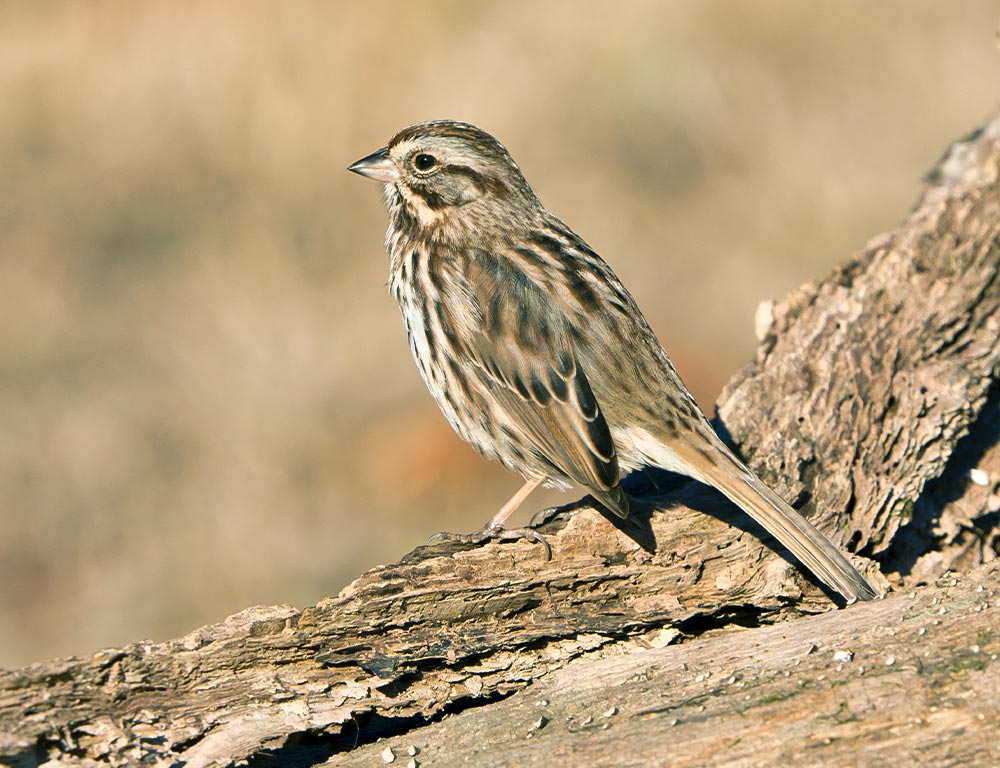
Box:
[528,505,572,528]
[429,524,552,560]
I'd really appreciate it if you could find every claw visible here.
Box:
[490,526,552,560]
[527,505,567,528]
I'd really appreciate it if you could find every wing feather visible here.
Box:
[461,250,629,518]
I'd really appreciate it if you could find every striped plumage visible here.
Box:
[349,120,877,603]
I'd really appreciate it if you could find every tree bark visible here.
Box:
[343,565,1000,768]
[2,116,999,768]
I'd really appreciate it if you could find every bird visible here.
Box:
[348,120,877,603]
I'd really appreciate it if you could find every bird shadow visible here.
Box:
[434,462,850,605]
[558,466,850,606]
[528,469,682,554]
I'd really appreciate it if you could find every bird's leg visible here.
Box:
[429,477,551,558]
[485,477,543,532]
[480,477,551,557]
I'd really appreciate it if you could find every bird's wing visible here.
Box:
[459,252,629,518]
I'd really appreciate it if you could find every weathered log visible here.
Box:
[1,115,998,768]
[343,564,1000,768]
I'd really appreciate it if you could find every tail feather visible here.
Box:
[710,468,877,602]
[664,437,878,603]
[596,483,630,519]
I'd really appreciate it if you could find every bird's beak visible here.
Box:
[347,147,399,183]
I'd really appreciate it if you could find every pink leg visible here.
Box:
[486,477,543,531]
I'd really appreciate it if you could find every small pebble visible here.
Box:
[970,468,990,486]
[832,650,854,663]
[382,746,396,763]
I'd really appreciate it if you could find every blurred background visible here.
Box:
[1,0,997,668]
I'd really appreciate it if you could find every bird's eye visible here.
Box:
[412,153,439,173]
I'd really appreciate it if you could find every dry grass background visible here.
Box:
[0,0,997,668]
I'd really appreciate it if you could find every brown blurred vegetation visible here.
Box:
[0,0,996,668]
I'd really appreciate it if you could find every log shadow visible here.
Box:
[882,379,1000,578]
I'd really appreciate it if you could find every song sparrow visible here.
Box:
[349,120,877,602]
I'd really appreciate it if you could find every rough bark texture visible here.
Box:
[2,116,999,768]
[719,117,1000,565]
[343,564,1000,768]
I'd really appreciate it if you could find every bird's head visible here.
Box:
[348,120,540,231]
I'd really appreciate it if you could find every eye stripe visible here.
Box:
[444,164,508,196]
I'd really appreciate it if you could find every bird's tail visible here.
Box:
[667,437,878,603]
